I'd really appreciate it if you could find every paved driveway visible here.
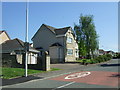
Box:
[51,63,83,70]
[2,59,119,89]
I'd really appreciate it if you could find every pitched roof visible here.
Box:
[106,50,114,53]
[1,38,24,53]
[43,24,56,33]
[44,24,71,35]
[0,31,3,34]
[1,38,38,53]
[0,30,11,39]
[54,27,71,35]
[32,24,72,40]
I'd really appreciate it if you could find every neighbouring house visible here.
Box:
[106,50,115,57]
[32,24,79,63]
[99,49,106,55]
[30,43,33,47]
[1,38,39,67]
[99,49,115,57]
[0,30,10,44]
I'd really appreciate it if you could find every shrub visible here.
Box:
[82,59,87,64]
[94,54,112,63]
[79,54,112,65]
[102,55,108,61]
[90,59,97,64]
[106,54,112,60]
[117,53,120,58]
[86,59,92,64]
[94,56,103,63]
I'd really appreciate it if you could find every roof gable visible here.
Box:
[31,24,56,40]
[2,38,24,53]
[32,24,72,40]
[2,38,38,53]
[54,27,71,35]
[0,30,11,40]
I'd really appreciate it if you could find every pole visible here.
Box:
[25,0,29,77]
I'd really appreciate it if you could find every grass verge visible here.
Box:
[0,67,61,79]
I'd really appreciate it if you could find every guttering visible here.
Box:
[56,34,66,37]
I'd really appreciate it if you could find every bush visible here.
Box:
[94,56,103,63]
[94,54,112,63]
[90,59,97,64]
[106,54,112,60]
[86,59,92,64]
[117,53,120,58]
[102,55,108,61]
[81,59,87,64]
[78,59,89,65]
[78,54,112,65]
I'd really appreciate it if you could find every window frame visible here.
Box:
[67,37,72,43]
[67,49,73,55]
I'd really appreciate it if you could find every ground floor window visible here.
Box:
[75,49,79,56]
[67,49,73,55]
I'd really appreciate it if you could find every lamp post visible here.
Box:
[25,0,29,77]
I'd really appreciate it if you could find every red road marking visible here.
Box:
[49,71,119,87]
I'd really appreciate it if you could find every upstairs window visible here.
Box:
[67,37,72,43]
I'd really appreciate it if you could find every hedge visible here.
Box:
[78,54,112,65]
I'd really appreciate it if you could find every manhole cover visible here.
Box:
[65,72,91,79]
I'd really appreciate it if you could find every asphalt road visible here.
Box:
[1,59,119,89]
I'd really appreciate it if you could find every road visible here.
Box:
[2,59,119,89]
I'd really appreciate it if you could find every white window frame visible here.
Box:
[67,37,72,43]
[67,49,73,55]
[75,49,79,56]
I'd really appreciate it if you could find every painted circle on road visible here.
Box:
[64,72,91,79]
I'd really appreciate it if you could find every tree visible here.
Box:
[74,14,99,59]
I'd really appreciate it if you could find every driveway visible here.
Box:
[51,63,83,70]
[2,59,119,89]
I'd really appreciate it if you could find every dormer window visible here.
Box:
[67,37,72,43]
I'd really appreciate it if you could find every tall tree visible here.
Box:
[74,14,99,59]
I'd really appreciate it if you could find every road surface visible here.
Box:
[2,59,119,89]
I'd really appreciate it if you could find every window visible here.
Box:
[67,37,72,43]
[75,49,79,56]
[67,49,73,55]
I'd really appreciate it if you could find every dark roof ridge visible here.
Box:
[43,24,57,29]
[43,24,56,34]
[0,30,11,39]
[14,38,24,47]
[55,26,71,30]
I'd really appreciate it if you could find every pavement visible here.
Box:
[1,59,119,89]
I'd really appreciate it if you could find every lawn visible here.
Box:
[0,67,61,79]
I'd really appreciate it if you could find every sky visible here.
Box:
[1,2,118,52]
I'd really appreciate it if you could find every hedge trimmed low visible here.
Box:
[78,54,112,65]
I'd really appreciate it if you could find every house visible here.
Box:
[106,50,115,57]
[99,49,106,55]
[32,24,79,63]
[1,38,39,67]
[0,30,10,44]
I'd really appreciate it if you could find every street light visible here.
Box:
[25,0,29,77]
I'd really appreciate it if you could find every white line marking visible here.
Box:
[1,72,72,88]
[65,71,91,79]
[57,81,75,88]
[52,81,75,90]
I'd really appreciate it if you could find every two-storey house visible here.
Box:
[32,24,79,63]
